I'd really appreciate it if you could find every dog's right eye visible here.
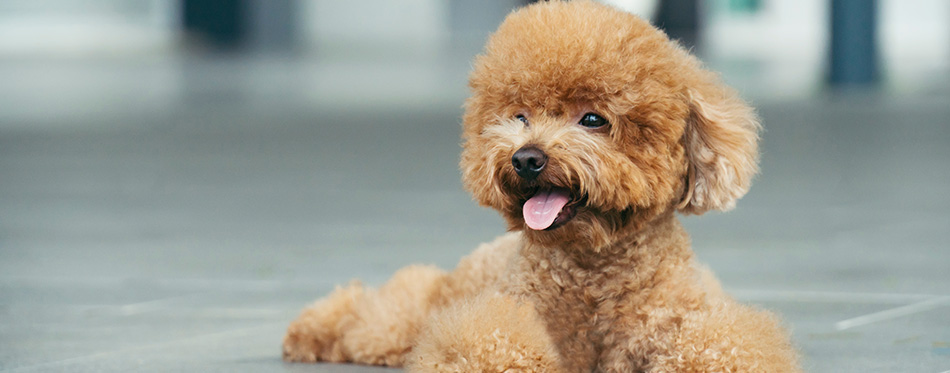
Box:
[516,115,529,126]
[579,113,608,128]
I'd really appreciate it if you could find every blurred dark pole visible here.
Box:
[829,0,879,86]
[654,0,700,51]
[183,0,245,49]
[182,0,296,52]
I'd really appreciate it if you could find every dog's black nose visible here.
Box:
[511,146,547,180]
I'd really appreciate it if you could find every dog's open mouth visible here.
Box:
[522,187,583,231]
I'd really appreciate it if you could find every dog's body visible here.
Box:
[284,1,800,371]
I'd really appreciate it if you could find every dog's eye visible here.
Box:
[516,115,529,126]
[579,113,608,128]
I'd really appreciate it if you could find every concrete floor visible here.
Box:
[1,53,949,372]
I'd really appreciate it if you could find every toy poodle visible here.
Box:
[283,1,800,371]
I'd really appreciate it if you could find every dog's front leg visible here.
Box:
[283,264,447,366]
[644,301,801,373]
[282,233,521,366]
[406,292,565,373]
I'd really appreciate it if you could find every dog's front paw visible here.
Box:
[282,282,364,363]
[406,293,564,372]
[282,325,339,362]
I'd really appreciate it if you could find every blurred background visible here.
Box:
[1,0,948,372]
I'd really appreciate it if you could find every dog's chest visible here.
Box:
[511,244,687,372]
[513,258,653,371]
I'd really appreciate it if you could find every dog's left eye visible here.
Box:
[516,115,529,125]
[579,113,608,128]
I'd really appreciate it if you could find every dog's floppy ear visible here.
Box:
[676,86,761,215]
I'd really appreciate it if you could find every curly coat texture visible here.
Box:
[283,1,800,371]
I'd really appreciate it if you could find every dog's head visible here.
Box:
[460,1,760,250]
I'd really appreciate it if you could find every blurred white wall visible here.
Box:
[704,0,827,95]
[600,0,658,18]
[298,0,657,56]
[880,0,950,89]
[0,0,178,56]
[299,0,449,57]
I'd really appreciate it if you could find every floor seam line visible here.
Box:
[834,296,950,330]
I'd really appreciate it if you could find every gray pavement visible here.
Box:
[1,54,949,372]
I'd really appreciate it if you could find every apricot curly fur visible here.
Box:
[284,1,799,371]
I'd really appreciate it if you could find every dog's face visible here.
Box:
[460,1,760,250]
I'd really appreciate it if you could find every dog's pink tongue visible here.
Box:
[523,188,570,230]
